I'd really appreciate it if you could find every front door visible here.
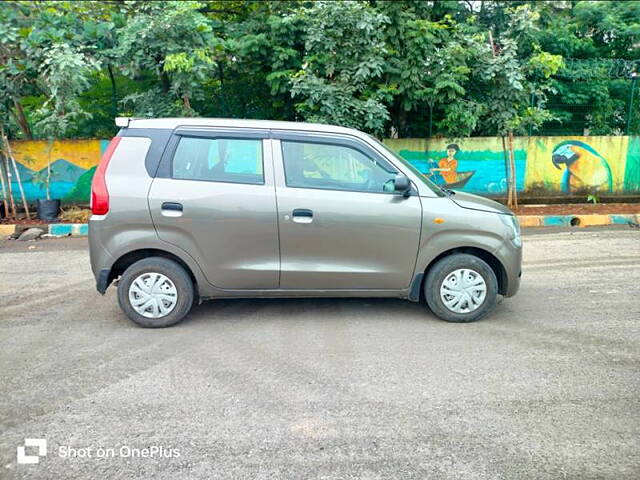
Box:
[273,136,422,290]
[148,131,279,289]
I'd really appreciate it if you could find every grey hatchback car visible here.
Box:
[89,118,521,327]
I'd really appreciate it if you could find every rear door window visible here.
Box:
[172,137,263,184]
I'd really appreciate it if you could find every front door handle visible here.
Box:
[162,202,183,211]
[292,208,313,217]
[292,208,313,224]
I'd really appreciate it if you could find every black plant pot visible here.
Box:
[37,198,61,222]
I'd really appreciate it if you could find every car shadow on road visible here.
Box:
[184,296,439,327]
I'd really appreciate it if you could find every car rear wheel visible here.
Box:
[117,257,194,328]
[424,253,498,323]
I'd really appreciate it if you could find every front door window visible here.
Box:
[281,141,398,193]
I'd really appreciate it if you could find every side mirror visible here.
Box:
[393,173,411,197]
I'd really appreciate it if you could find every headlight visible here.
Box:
[499,214,521,247]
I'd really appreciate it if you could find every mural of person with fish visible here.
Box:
[551,140,613,193]
[426,143,475,189]
[438,143,459,184]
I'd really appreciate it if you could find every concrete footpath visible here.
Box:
[2,212,639,238]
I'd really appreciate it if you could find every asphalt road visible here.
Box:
[1,228,639,479]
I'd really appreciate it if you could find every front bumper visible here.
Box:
[495,240,522,297]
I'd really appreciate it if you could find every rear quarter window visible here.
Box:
[118,127,173,177]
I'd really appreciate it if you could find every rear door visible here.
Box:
[272,133,423,290]
[148,128,279,289]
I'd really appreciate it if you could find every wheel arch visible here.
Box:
[419,247,508,298]
[108,248,198,294]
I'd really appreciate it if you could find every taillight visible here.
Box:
[91,136,121,215]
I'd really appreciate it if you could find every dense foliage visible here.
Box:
[1,0,638,140]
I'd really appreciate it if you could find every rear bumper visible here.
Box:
[89,218,116,294]
[96,268,112,294]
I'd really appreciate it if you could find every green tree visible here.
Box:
[116,1,222,117]
[476,5,562,206]
[376,1,484,137]
[287,1,392,136]
[535,1,639,134]
[0,0,635,141]
[35,43,98,199]
[0,2,38,139]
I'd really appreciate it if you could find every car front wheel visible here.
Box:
[424,253,498,323]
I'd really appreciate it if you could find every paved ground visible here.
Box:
[1,228,639,479]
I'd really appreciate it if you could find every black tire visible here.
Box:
[424,253,498,323]
[117,257,195,328]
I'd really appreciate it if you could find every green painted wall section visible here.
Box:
[624,136,640,192]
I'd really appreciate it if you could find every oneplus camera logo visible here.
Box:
[17,438,47,464]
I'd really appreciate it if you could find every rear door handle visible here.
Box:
[292,208,313,224]
[161,202,183,211]
[161,202,183,217]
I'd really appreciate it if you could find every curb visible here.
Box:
[48,223,89,236]
[517,213,639,228]
[2,214,639,238]
[1,223,89,237]
[0,224,15,236]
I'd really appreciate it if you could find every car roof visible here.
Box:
[125,117,365,137]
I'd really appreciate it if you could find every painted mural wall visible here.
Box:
[385,136,640,195]
[6,139,108,204]
[3,135,639,204]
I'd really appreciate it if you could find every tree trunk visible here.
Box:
[507,130,517,209]
[1,152,17,220]
[9,147,31,219]
[10,100,33,139]
[0,151,10,218]
[397,105,407,138]
[159,68,171,93]
[107,63,118,118]
[501,136,510,202]
[428,103,434,137]
[46,139,53,200]
[2,130,30,219]
[217,62,226,116]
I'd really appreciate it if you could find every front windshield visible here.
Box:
[368,136,445,197]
